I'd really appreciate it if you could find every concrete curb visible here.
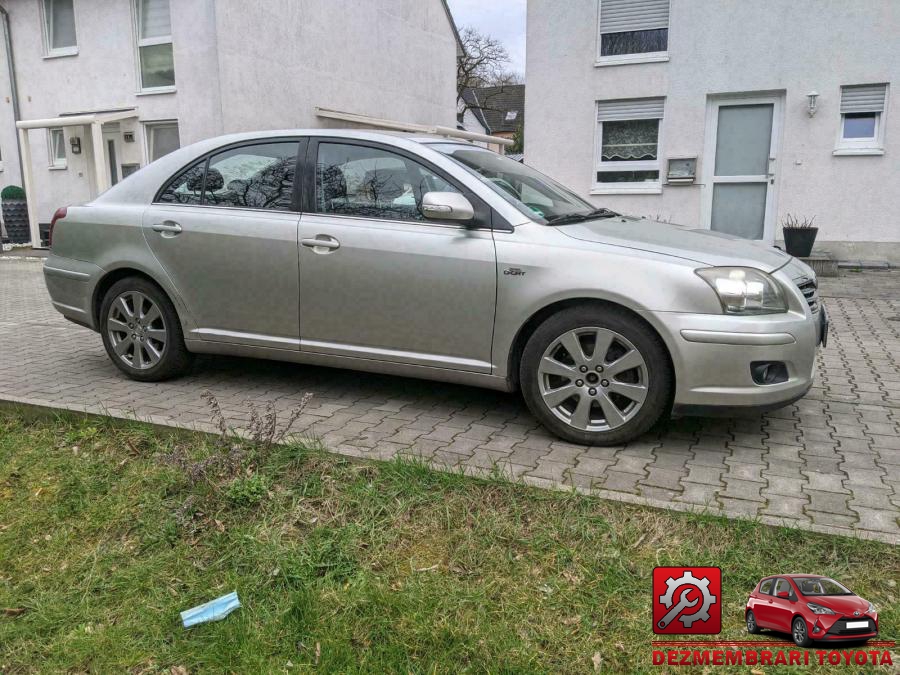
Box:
[1,393,896,546]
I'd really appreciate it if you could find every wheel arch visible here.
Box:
[92,267,181,329]
[505,297,676,394]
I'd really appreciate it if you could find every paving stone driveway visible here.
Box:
[1,259,898,543]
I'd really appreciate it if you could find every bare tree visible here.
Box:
[457,27,523,121]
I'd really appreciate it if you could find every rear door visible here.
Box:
[142,138,304,349]
[296,139,497,372]
[752,578,777,628]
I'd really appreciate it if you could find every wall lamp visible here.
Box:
[806,91,819,117]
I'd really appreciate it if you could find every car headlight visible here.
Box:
[806,602,836,615]
[867,602,877,614]
[696,267,788,315]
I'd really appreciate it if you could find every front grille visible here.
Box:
[826,617,876,636]
[796,278,819,313]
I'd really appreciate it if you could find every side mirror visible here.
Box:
[777,591,790,599]
[421,191,474,222]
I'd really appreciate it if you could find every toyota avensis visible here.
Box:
[43,130,828,445]
[746,575,878,646]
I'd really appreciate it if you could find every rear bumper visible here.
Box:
[644,306,822,412]
[43,254,103,330]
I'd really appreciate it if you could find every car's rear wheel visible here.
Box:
[792,617,813,647]
[519,305,672,445]
[100,277,193,382]
[746,610,760,634]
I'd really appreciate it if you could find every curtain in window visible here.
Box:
[140,0,172,38]
[601,119,659,161]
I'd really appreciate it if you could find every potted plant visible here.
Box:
[1,185,30,244]
[781,214,818,258]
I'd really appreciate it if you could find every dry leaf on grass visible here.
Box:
[592,652,602,671]
[2,607,27,617]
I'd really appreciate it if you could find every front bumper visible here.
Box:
[812,614,878,642]
[645,304,823,413]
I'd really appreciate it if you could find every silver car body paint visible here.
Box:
[43,129,822,411]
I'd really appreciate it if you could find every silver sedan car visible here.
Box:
[43,130,827,445]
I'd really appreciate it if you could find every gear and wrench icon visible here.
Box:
[658,570,718,628]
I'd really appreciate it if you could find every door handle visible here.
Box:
[301,235,340,253]
[151,220,183,235]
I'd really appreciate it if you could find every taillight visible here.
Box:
[49,206,67,247]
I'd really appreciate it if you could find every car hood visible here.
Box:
[557,216,793,272]
[807,595,871,616]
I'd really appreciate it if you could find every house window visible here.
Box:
[597,0,669,62]
[42,0,77,56]
[835,83,888,154]
[134,0,175,90]
[144,121,180,161]
[48,128,67,168]
[594,97,664,193]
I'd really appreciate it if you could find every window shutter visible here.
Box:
[140,0,172,39]
[599,0,670,34]
[597,98,665,121]
[840,84,887,114]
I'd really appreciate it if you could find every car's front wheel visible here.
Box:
[100,277,193,382]
[792,617,813,647]
[519,305,673,446]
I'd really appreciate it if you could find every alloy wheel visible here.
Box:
[537,327,649,432]
[747,612,756,632]
[793,619,807,645]
[107,291,168,370]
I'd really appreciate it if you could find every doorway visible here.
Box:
[701,94,783,243]
[102,124,124,186]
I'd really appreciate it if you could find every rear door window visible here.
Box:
[204,142,298,210]
[157,161,204,205]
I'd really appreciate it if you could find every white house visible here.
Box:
[525,0,900,262]
[0,0,461,246]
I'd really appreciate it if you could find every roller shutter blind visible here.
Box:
[599,0,670,33]
[840,84,887,114]
[597,98,665,122]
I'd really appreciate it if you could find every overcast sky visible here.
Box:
[446,0,527,76]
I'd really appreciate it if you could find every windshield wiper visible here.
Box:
[545,208,619,226]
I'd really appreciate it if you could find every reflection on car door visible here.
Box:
[298,140,497,372]
[142,139,303,349]
[769,578,797,632]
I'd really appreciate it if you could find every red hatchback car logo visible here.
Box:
[745,575,879,647]
[653,567,722,634]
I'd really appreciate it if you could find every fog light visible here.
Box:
[751,361,788,385]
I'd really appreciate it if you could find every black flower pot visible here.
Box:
[783,227,818,258]
[1,199,30,244]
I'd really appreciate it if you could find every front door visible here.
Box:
[142,139,302,348]
[702,95,782,243]
[298,140,497,372]
[102,126,124,186]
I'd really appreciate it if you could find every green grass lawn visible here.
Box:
[0,409,897,673]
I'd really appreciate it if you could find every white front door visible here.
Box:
[702,95,783,243]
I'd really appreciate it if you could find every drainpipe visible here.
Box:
[0,4,23,181]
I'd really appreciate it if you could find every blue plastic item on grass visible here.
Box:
[180,591,241,628]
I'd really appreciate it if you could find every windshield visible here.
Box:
[431,143,601,224]
[795,578,853,596]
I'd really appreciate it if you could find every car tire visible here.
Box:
[792,617,813,647]
[746,610,760,634]
[519,305,673,446]
[100,276,193,382]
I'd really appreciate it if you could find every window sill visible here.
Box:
[43,47,79,60]
[594,52,669,67]
[137,87,176,97]
[832,147,884,156]
[48,164,68,171]
[591,184,662,195]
